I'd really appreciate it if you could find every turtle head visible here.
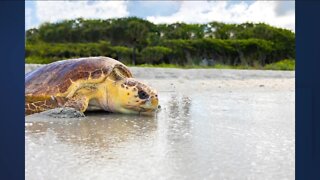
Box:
[106,78,159,114]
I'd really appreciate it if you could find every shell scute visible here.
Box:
[70,71,90,82]
[91,69,103,79]
[59,79,73,93]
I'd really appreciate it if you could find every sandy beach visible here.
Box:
[25,64,295,179]
[25,64,294,93]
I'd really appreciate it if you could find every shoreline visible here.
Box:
[25,64,295,80]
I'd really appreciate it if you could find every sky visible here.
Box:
[25,1,295,32]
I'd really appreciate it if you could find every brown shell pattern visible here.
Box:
[25,57,132,98]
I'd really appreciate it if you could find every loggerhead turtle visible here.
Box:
[25,57,159,115]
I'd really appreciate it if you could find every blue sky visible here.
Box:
[25,1,295,31]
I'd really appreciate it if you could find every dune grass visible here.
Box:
[26,57,295,71]
[264,59,295,71]
[134,59,295,71]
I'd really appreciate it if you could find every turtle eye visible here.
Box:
[138,90,149,99]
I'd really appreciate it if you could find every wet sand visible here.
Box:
[25,64,295,180]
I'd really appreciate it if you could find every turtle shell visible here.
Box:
[25,57,132,101]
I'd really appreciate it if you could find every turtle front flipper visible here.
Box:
[64,95,89,112]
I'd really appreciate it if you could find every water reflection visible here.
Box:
[168,95,191,118]
[163,94,194,168]
[167,94,192,140]
[26,113,157,152]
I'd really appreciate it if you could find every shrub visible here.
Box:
[140,46,172,64]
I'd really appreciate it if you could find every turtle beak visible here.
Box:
[140,96,159,112]
[151,96,158,108]
[147,96,159,110]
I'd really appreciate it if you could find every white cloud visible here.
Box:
[147,1,295,31]
[35,1,129,24]
[25,7,35,29]
[29,1,295,32]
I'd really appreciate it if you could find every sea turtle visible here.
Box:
[25,57,159,115]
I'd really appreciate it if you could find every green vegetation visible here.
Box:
[25,17,295,70]
[264,59,295,71]
[136,59,295,71]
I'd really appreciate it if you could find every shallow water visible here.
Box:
[26,83,294,180]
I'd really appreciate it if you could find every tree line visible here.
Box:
[25,17,295,67]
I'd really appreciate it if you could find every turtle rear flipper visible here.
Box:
[25,98,60,115]
[25,96,87,118]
